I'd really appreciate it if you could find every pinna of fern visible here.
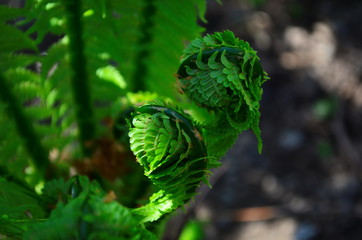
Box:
[178,30,269,157]
[127,102,218,222]
[22,176,157,240]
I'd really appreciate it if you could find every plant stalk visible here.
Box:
[132,0,157,92]
[0,73,49,175]
[63,0,96,156]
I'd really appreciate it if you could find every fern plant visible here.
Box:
[0,0,268,239]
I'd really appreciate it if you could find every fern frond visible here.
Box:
[0,112,30,182]
[0,5,55,181]
[81,0,206,98]
[0,54,39,73]
[0,73,50,176]
[0,5,24,22]
[23,0,65,44]
[0,0,208,162]
[0,23,37,54]
[178,30,269,156]
[2,0,207,161]
[128,103,209,222]
[0,177,46,239]
[23,176,156,240]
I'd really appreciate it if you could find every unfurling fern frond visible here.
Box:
[178,30,269,157]
[128,103,210,222]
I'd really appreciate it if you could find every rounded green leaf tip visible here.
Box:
[177,30,269,153]
[128,104,210,221]
[129,104,208,196]
[178,30,268,112]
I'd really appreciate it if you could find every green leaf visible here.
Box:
[0,177,46,239]
[193,0,208,23]
[0,5,25,22]
[24,176,156,240]
[179,220,204,240]
[129,104,209,222]
[178,31,269,157]
[95,65,127,90]
[0,54,39,72]
[0,178,45,218]
[0,23,37,54]
[88,0,206,97]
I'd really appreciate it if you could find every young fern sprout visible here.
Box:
[126,31,268,222]
[128,103,212,222]
[178,30,269,156]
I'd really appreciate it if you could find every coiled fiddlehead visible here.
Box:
[178,30,269,156]
[128,103,210,222]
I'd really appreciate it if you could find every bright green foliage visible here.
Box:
[0,70,50,177]
[179,220,204,240]
[0,7,50,182]
[0,0,207,182]
[0,105,37,183]
[113,0,206,94]
[0,0,269,239]
[128,103,211,222]
[0,0,209,237]
[0,23,36,54]
[0,177,46,239]
[178,30,269,157]
[23,176,156,240]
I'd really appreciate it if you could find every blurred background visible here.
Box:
[167,0,362,239]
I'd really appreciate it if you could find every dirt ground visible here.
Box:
[165,0,362,239]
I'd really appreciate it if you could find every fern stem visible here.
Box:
[0,73,49,175]
[63,0,96,155]
[131,0,157,91]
